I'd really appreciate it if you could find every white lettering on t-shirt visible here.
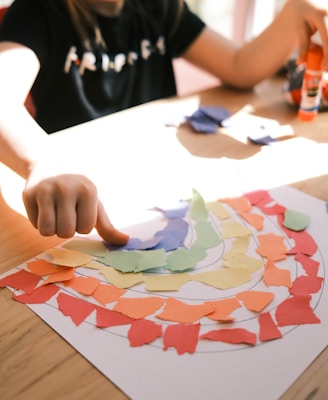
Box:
[114,54,126,73]
[141,39,152,60]
[64,46,78,73]
[79,52,97,75]
[127,52,138,65]
[63,36,166,75]
[156,36,165,55]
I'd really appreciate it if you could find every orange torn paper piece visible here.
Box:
[221,220,252,239]
[289,275,323,296]
[156,298,214,323]
[256,233,287,260]
[237,290,274,312]
[220,196,252,212]
[143,273,189,291]
[64,276,100,295]
[193,268,251,289]
[95,306,135,328]
[206,201,231,219]
[92,283,126,306]
[163,323,200,355]
[258,312,283,341]
[100,266,144,288]
[238,211,264,230]
[13,283,60,304]
[43,267,75,285]
[46,247,93,267]
[205,297,241,321]
[27,259,67,275]
[57,292,96,326]
[263,260,291,288]
[113,296,165,319]
[128,319,163,347]
[0,269,40,294]
[275,295,321,326]
[201,327,257,345]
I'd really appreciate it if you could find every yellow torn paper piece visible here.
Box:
[143,273,190,291]
[100,266,144,288]
[221,220,252,239]
[46,248,93,267]
[206,201,231,220]
[192,268,251,289]
[63,239,108,257]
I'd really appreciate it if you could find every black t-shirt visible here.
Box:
[0,0,205,133]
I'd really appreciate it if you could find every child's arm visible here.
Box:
[0,41,129,245]
[182,0,327,88]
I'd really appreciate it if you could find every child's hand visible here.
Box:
[290,0,328,69]
[23,170,129,245]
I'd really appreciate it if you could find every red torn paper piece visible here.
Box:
[95,306,135,328]
[289,276,323,296]
[237,290,274,312]
[128,319,163,347]
[205,297,241,322]
[258,312,282,341]
[258,203,286,216]
[256,233,287,261]
[287,231,318,256]
[64,276,100,295]
[113,297,165,319]
[295,254,320,276]
[275,295,321,326]
[238,212,264,230]
[244,190,272,207]
[92,283,126,306]
[200,328,257,345]
[156,298,214,323]
[263,260,291,288]
[13,283,60,304]
[0,269,40,294]
[57,292,96,326]
[27,259,66,275]
[163,323,200,355]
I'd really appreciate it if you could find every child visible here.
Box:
[0,0,327,244]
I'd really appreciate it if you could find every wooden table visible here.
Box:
[1,76,328,399]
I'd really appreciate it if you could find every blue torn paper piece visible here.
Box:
[150,200,189,218]
[187,105,231,133]
[199,105,231,124]
[153,218,189,251]
[187,113,218,133]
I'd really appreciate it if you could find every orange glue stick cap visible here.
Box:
[306,43,323,70]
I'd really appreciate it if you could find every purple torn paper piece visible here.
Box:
[153,218,189,251]
[150,200,189,219]
[187,113,218,133]
[105,237,162,251]
[199,105,231,124]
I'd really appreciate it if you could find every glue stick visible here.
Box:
[297,43,323,121]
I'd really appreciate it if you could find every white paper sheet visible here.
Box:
[2,186,328,400]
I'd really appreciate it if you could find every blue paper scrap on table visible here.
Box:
[187,105,231,133]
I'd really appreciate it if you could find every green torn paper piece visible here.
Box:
[283,209,311,231]
[189,188,209,221]
[194,220,222,249]
[101,249,167,273]
[165,247,196,272]
[188,243,208,262]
